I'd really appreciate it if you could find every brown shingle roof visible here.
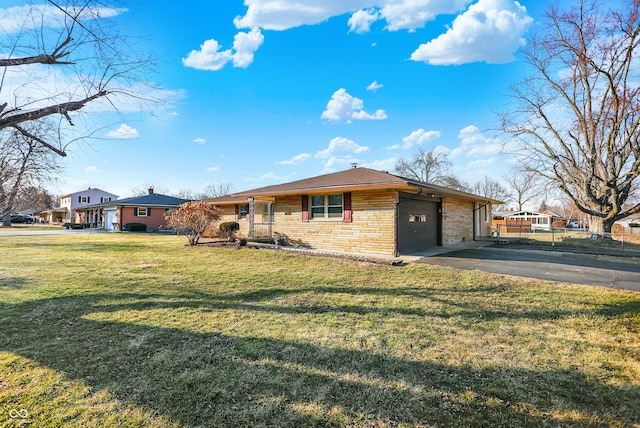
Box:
[233,167,414,197]
[207,167,502,204]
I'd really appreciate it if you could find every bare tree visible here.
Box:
[198,182,234,199]
[501,0,640,233]
[0,125,61,225]
[0,0,152,157]
[471,176,511,210]
[502,167,545,211]
[395,148,465,189]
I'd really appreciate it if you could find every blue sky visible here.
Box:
[4,0,545,198]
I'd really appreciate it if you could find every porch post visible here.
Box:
[248,198,255,239]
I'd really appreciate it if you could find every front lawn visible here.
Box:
[0,234,638,427]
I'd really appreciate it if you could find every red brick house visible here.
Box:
[77,188,190,231]
[206,166,500,257]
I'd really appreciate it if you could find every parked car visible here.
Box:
[567,220,582,228]
[10,215,34,224]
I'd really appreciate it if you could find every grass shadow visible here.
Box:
[1,293,638,426]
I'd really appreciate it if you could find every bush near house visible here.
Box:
[124,223,147,232]
[62,223,85,230]
[218,221,240,240]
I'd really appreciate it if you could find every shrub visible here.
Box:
[219,221,240,240]
[62,223,84,229]
[167,201,223,246]
[552,220,567,229]
[124,222,147,232]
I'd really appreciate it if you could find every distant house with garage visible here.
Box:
[76,187,190,231]
[205,166,501,257]
[40,188,118,224]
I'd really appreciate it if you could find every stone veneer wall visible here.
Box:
[273,190,398,256]
[441,197,474,245]
[220,207,250,237]
[214,192,491,255]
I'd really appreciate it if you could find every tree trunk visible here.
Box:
[589,216,615,234]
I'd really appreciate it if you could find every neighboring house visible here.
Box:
[40,188,118,224]
[206,166,500,257]
[493,209,558,232]
[76,187,190,231]
[615,216,640,234]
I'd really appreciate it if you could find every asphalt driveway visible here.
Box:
[414,244,640,292]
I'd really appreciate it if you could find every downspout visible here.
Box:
[394,199,400,257]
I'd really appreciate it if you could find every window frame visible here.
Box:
[239,204,249,220]
[136,207,148,217]
[310,194,343,220]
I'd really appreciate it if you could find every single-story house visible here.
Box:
[205,166,501,257]
[492,209,560,232]
[76,187,190,231]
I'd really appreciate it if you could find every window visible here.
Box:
[409,214,427,222]
[311,194,343,219]
[135,207,148,217]
[239,204,249,220]
[484,204,489,222]
[101,197,111,203]
[79,196,90,203]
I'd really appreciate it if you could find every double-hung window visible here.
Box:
[135,207,148,217]
[239,204,249,220]
[311,194,343,219]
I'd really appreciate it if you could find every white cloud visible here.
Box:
[183,28,264,71]
[0,62,181,115]
[276,153,312,165]
[247,171,285,182]
[182,39,233,71]
[401,128,441,149]
[433,145,451,156]
[84,166,101,173]
[348,8,380,34]
[361,157,398,171]
[315,137,370,159]
[0,4,127,33]
[232,27,265,68]
[233,0,469,32]
[206,166,220,172]
[380,0,470,32]
[468,157,497,168]
[193,137,207,144]
[366,81,383,92]
[410,0,532,65]
[106,124,139,139]
[450,125,503,158]
[321,88,387,123]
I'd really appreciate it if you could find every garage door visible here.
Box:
[398,196,440,253]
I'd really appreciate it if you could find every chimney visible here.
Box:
[350,163,357,169]
[148,186,154,195]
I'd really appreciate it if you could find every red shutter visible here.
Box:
[235,204,239,221]
[301,195,309,222]
[343,192,352,223]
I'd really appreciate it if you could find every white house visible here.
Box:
[41,188,118,224]
[493,210,558,231]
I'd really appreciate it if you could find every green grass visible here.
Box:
[0,234,638,427]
